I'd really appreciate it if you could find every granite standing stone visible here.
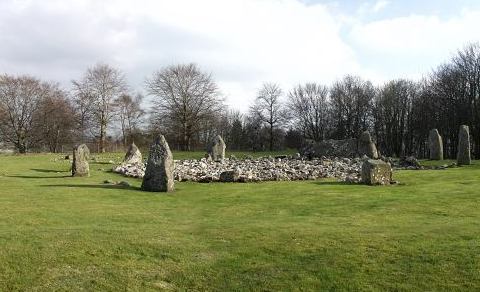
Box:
[361,159,392,185]
[428,129,443,160]
[358,131,379,159]
[457,125,471,165]
[123,142,143,164]
[208,135,226,162]
[141,135,175,192]
[72,144,90,177]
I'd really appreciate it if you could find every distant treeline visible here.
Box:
[0,43,479,158]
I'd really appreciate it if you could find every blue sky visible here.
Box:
[0,0,479,111]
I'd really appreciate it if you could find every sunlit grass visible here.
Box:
[0,153,479,290]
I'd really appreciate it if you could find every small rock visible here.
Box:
[117,181,131,187]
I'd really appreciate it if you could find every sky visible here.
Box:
[1,0,480,112]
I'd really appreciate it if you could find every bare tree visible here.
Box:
[33,85,75,152]
[250,83,286,151]
[288,83,329,141]
[71,78,95,143]
[0,75,49,153]
[373,79,418,156]
[146,63,223,151]
[330,75,375,139]
[72,63,127,152]
[115,93,145,146]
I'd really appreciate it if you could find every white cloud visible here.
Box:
[372,0,389,13]
[348,9,480,82]
[0,0,359,111]
[0,0,479,112]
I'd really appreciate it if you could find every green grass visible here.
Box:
[0,153,479,291]
[419,159,457,167]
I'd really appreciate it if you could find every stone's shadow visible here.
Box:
[91,162,116,165]
[7,175,71,179]
[313,181,356,186]
[41,184,141,191]
[31,168,68,173]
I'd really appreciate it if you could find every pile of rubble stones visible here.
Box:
[112,154,454,184]
[113,156,365,183]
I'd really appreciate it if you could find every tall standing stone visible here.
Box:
[208,135,226,162]
[123,142,142,164]
[72,144,90,177]
[428,129,443,160]
[457,125,471,166]
[357,131,378,159]
[141,135,174,192]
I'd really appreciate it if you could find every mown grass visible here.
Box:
[0,153,479,291]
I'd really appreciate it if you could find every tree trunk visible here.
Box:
[17,139,26,154]
[100,121,106,153]
[269,124,274,151]
[182,122,189,151]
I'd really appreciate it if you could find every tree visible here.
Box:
[329,75,374,139]
[71,78,95,143]
[228,112,245,150]
[115,93,145,146]
[250,83,286,151]
[374,80,418,157]
[33,84,75,153]
[287,83,329,141]
[146,63,223,151]
[0,75,49,153]
[72,63,127,152]
[451,43,480,157]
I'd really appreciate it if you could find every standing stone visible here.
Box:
[141,135,174,192]
[428,129,443,160]
[357,131,378,159]
[208,135,226,162]
[457,125,471,166]
[361,159,392,185]
[123,142,142,164]
[72,144,90,177]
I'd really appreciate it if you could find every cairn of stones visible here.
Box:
[123,142,142,165]
[72,144,90,177]
[141,135,175,192]
[457,125,471,165]
[428,129,443,160]
[208,135,226,162]
[361,159,392,185]
[358,131,378,159]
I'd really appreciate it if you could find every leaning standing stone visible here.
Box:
[72,144,90,177]
[141,135,174,192]
[123,142,142,164]
[208,135,226,162]
[358,131,378,159]
[457,125,471,166]
[361,159,392,185]
[428,129,443,160]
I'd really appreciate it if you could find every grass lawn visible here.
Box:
[0,154,479,291]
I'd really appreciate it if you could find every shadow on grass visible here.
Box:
[41,184,141,191]
[91,162,116,165]
[31,168,69,173]
[7,175,72,179]
[312,181,357,186]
